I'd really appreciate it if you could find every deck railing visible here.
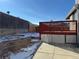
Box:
[39,20,77,35]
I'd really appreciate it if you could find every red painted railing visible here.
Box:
[39,21,77,35]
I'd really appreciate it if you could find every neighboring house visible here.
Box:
[0,12,29,35]
[0,12,38,35]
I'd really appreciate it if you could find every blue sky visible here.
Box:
[0,0,75,24]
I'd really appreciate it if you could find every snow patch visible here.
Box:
[10,42,40,59]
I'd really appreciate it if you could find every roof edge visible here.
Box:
[66,4,78,19]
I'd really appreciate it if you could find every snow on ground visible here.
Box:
[0,32,40,59]
[10,42,41,59]
[0,32,39,42]
[16,32,39,38]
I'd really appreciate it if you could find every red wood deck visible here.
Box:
[39,21,77,35]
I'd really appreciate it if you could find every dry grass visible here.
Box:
[0,38,31,55]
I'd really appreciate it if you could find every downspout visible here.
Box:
[76,4,79,47]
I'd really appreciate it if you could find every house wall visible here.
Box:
[75,0,79,4]
[0,28,28,35]
[41,34,76,44]
[69,22,76,30]
[77,9,79,44]
[74,11,78,20]
[68,13,77,30]
[70,15,74,20]
[70,14,76,30]
[66,0,79,44]
[78,0,79,4]
[67,8,79,44]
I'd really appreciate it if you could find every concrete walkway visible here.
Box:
[33,43,79,59]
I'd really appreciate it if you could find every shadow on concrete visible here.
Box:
[49,43,79,54]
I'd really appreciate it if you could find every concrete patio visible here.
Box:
[33,43,79,59]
